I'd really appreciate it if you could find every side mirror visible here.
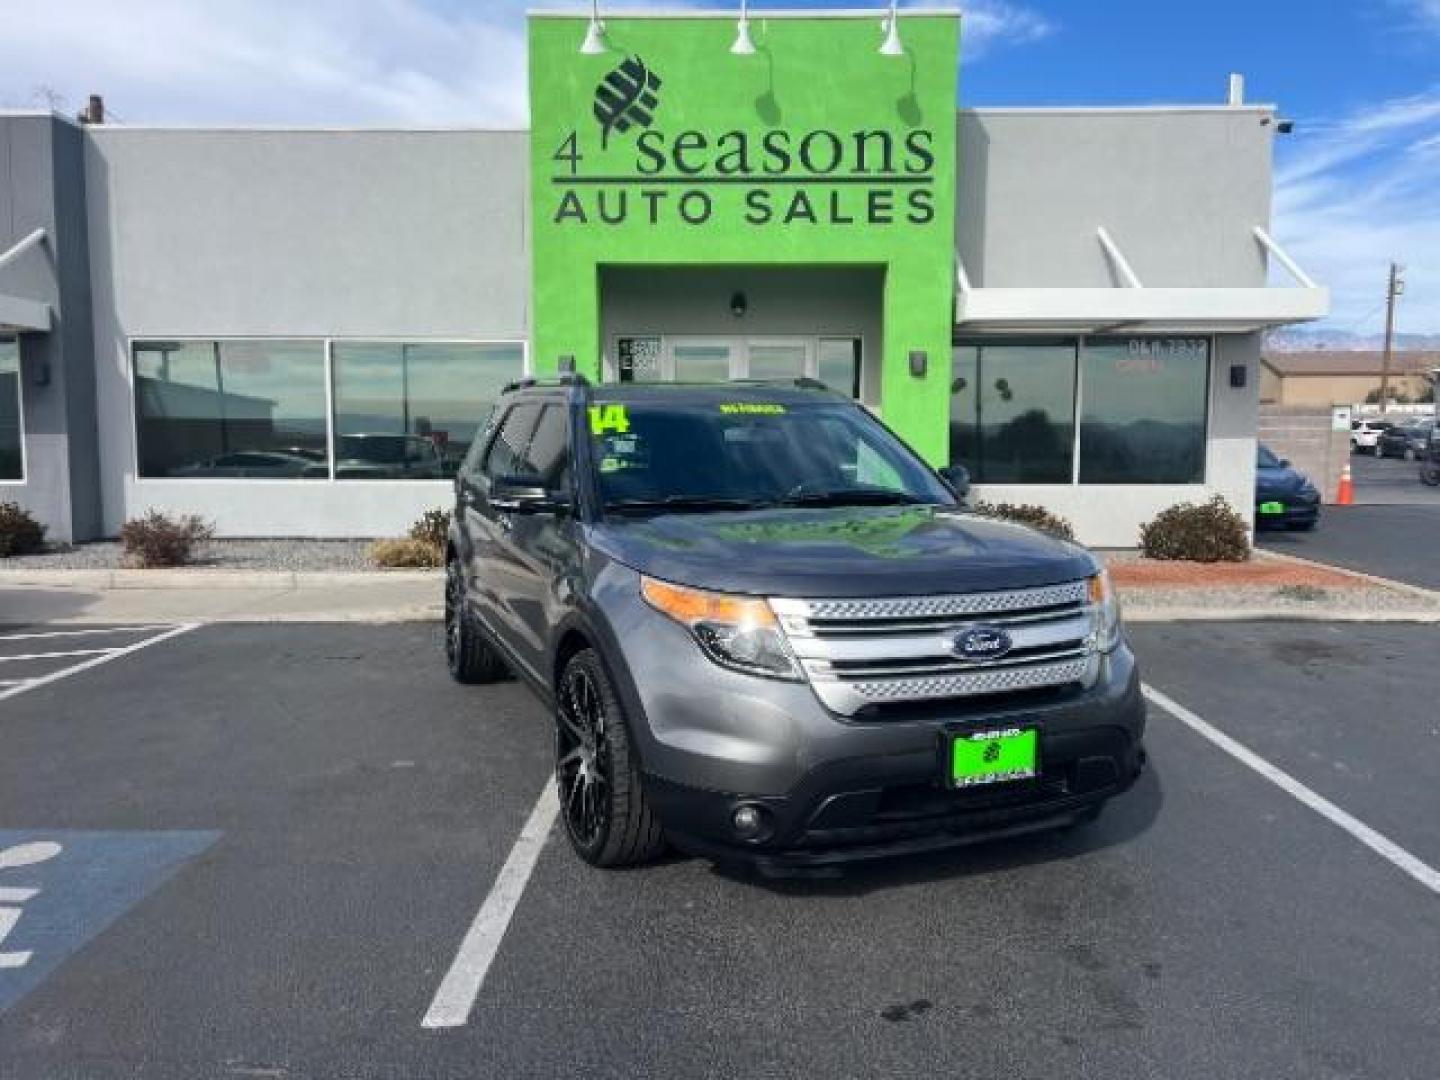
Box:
[491,475,570,515]
[1280,458,1291,468]
[938,464,971,502]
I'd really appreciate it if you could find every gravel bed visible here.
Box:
[1119,583,1440,613]
[0,539,377,572]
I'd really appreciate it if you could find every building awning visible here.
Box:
[955,226,1329,335]
[0,228,52,332]
[0,293,50,333]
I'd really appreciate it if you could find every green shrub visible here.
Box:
[1139,496,1249,562]
[118,511,214,568]
[408,509,451,551]
[369,537,444,569]
[972,501,1076,542]
[0,501,47,557]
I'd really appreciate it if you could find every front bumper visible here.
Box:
[1256,495,1320,528]
[593,564,1147,867]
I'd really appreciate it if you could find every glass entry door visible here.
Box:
[611,334,856,395]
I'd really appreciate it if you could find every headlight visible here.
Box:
[640,576,800,680]
[1086,570,1124,653]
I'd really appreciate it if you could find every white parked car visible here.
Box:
[1351,419,1394,455]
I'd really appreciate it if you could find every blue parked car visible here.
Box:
[1256,444,1321,530]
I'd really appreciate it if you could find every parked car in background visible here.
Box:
[170,450,320,479]
[1351,419,1393,454]
[333,434,446,479]
[1256,444,1320,530]
[1421,425,1440,487]
[1377,420,1436,461]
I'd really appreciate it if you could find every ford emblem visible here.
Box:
[953,624,1013,662]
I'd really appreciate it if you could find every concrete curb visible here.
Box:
[0,568,441,590]
[1254,548,1440,603]
[1125,606,1440,624]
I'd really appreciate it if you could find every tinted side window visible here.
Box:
[483,403,541,480]
[523,405,571,489]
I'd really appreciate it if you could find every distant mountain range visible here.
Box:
[1265,328,1440,353]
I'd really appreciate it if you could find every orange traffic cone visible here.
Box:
[1336,462,1354,506]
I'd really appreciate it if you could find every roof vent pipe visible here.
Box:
[1227,73,1245,106]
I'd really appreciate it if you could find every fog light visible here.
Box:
[732,804,765,839]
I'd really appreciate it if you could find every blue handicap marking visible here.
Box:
[0,829,220,1013]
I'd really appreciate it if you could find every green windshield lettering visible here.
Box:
[588,404,631,434]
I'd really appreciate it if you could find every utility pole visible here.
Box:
[1379,262,1405,412]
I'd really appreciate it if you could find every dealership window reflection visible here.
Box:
[949,343,1076,483]
[133,340,328,478]
[1079,339,1209,483]
[1,337,21,480]
[331,343,523,479]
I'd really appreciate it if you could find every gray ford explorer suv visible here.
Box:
[445,376,1145,871]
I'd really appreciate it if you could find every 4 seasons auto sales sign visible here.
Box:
[527,11,960,462]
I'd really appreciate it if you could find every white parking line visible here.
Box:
[0,624,200,703]
[0,627,164,643]
[1143,684,1440,896]
[422,779,559,1029]
[0,649,117,664]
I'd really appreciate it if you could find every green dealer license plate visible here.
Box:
[1259,501,1286,515]
[949,727,1039,788]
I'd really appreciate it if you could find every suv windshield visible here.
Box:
[587,398,953,512]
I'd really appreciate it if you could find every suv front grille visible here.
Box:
[771,581,1097,717]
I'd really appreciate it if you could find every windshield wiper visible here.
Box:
[603,494,776,515]
[777,488,927,508]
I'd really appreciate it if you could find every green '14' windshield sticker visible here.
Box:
[588,404,630,434]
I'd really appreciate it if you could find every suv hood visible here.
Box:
[589,505,1097,598]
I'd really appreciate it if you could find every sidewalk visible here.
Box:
[3,551,1438,626]
[0,569,442,624]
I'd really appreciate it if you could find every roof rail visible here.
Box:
[500,373,592,394]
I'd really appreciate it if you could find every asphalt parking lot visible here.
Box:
[1259,450,1440,589]
[0,619,1437,1079]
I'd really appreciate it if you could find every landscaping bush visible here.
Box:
[368,537,444,569]
[118,511,214,568]
[408,509,451,551]
[1139,495,1249,563]
[972,501,1076,542]
[0,501,47,557]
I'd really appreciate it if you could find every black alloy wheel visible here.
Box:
[555,649,667,867]
[445,557,507,684]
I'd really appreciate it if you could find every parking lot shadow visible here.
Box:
[712,763,1164,897]
[0,588,104,626]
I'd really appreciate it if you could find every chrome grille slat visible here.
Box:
[772,581,1089,623]
[812,644,1091,680]
[774,580,1097,717]
[845,657,1094,704]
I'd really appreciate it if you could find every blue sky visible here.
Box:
[3,0,1437,334]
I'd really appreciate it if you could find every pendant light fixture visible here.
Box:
[731,0,757,55]
[580,0,607,54]
[880,0,905,56]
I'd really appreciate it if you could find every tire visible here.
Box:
[555,648,667,867]
[445,558,508,684]
[1420,464,1440,487]
[1404,446,1416,462]
[1374,444,1384,457]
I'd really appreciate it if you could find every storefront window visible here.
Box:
[1079,338,1209,483]
[331,342,522,479]
[133,340,328,479]
[0,337,20,480]
[950,342,1076,483]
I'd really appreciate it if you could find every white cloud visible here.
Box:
[0,2,1053,126]
[0,0,534,126]
[955,1,1055,59]
[1272,88,1440,334]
